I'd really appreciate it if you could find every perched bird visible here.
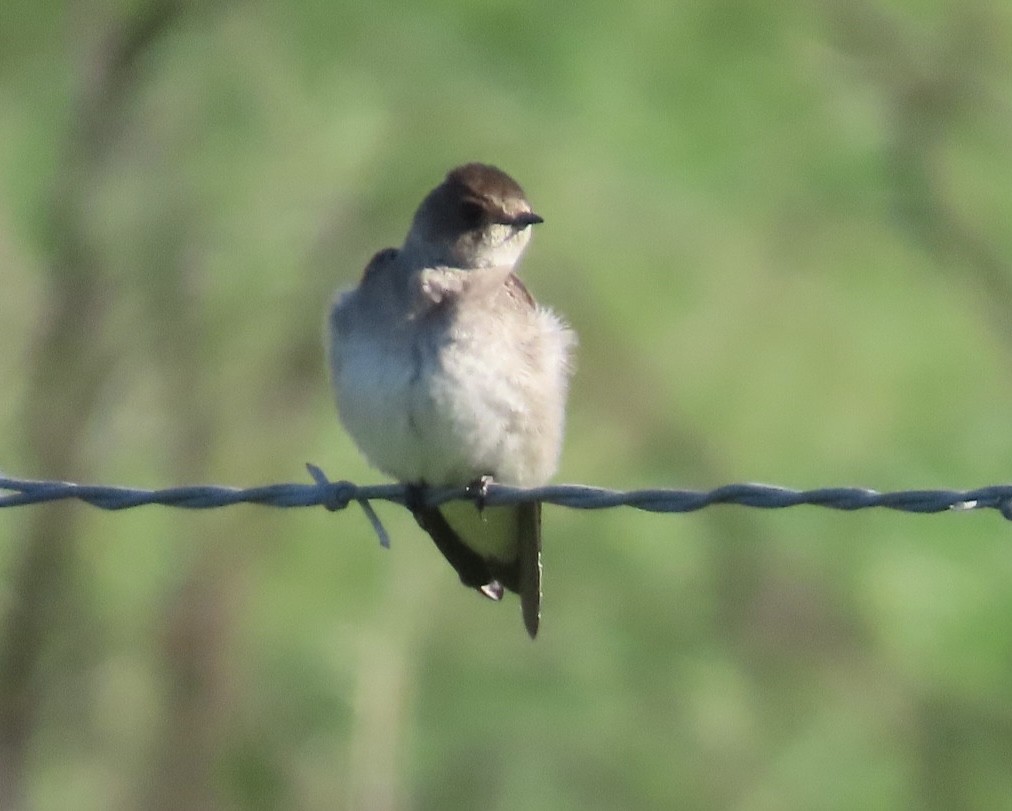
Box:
[327,163,575,637]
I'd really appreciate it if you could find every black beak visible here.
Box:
[511,211,544,228]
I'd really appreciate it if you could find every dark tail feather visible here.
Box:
[410,494,542,637]
[517,501,542,638]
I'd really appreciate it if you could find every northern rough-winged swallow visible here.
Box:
[327,163,575,637]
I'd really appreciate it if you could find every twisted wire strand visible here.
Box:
[2,467,1011,520]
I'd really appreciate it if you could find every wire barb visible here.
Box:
[305,463,391,548]
[2,471,1012,521]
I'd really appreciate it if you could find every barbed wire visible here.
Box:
[3,466,1011,526]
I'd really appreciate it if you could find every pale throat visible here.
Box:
[403,224,531,270]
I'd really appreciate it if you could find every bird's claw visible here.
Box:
[467,475,494,513]
[405,482,429,513]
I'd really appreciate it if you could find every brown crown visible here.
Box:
[443,163,528,205]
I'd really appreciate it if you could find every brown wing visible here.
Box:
[410,505,502,598]
[361,247,398,282]
[413,500,543,639]
[504,272,537,309]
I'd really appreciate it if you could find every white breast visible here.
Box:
[329,270,573,487]
[333,328,425,483]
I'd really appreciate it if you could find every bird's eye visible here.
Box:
[459,200,485,228]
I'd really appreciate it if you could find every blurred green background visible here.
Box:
[3,1,1012,808]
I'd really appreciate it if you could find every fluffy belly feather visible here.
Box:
[337,333,527,486]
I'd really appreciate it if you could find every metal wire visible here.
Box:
[2,466,1010,519]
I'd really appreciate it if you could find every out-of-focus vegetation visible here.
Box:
[2,1,1012,808]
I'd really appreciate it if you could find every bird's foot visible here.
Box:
[404,483,433,533]
[405,482,429,511]
[467,474,494,513]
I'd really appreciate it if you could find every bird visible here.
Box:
[327,163,575,637]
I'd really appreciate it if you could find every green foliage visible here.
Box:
[3,1,1012,808]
